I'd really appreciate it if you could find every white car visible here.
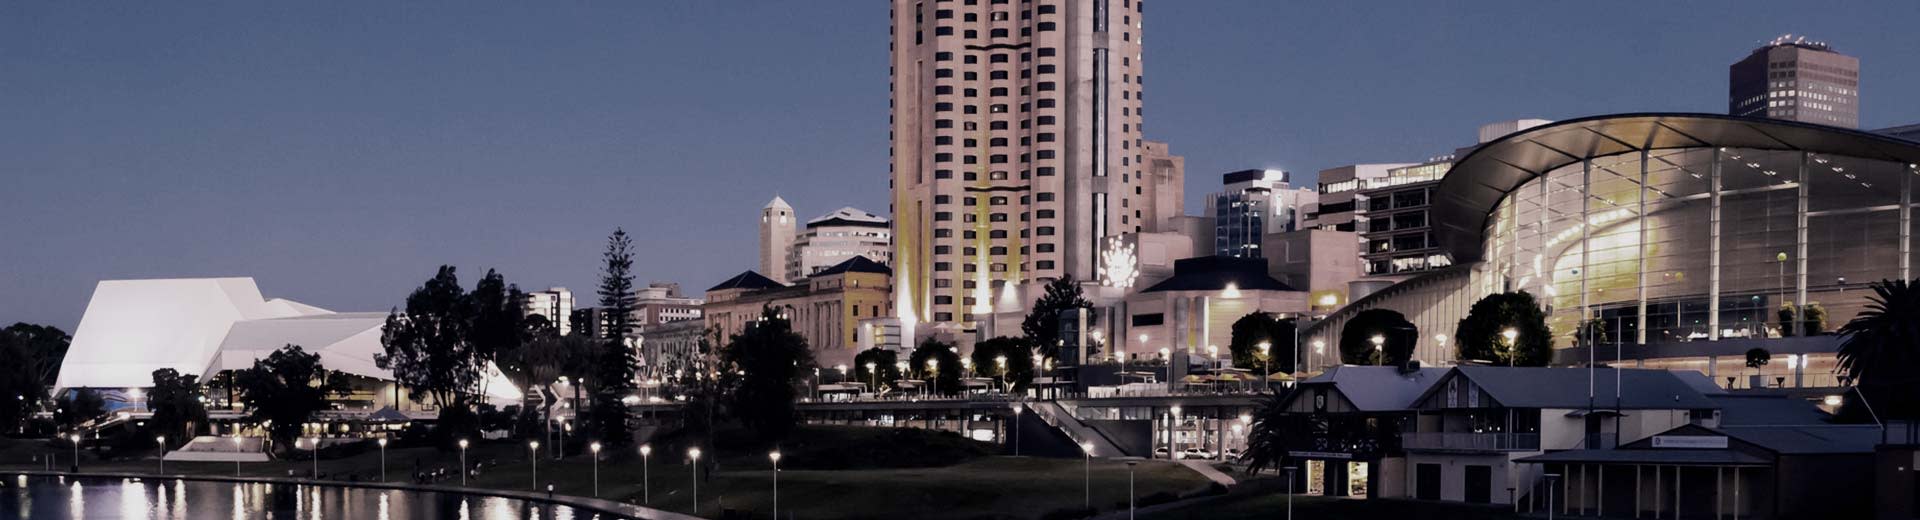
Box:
[1180,447,1213,459]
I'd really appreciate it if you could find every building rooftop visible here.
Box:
[1298,366,1449,411]
[1139,256,1295,293]
[812,255,891,276]
[1426,366,1721,410]
[707,270,787,292]
[807,206,889,228]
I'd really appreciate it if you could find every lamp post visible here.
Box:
[1011,403,1023,456]
[1501,328,1519,366]
[590,441,603,497]
[155,436,166,474]
[995,355,1008,391]
[926,358,938,397]
[1170,405,1183,459]
[1370,335,1386,365]
[456,439,467,486]
[231,436,242,476]
[1206,344,1219,369]
[1284,466,1297,520]
[528,440,541,491]
[1080,442,1094,508]
[1434,334,1449,358]
[689,447,703,515]
[377,438,388,483]
[1257,342,1272,389]
[769,450,782,518]
[866,362,878,394]
[69,434,79,472]
[307,437,319,480]
[1126,460,1138,520]
[639,444,652,505]
[1311,340,1325,373]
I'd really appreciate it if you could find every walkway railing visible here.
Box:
[1400,432,1540,452]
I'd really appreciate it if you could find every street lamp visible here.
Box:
[1284,466,1297,520]
[1501,328,1519,366]
[1011,403,1024,456]
[155,436,166,474]
[1206,344,1219,368]
[639,444,653,505]
[528,440,541,491]
[69,434,79,472]
[866,362,879,393]
[926,358,939,396]
[769,450,783,518]
[1257,342,1272,387]
[231,436,242,476]
[1126,460,1139,520]
[456,439,467,486]
[1311,339,1325,372]
[1369,335,1385,366]
[689,447,703,515]
[377,438,388,483]
[1080,442,1095,508]
[1434,334,1449,354]
[307,437,319,480]
[1170,406,1183,459]
[590,441,603,497]
[1158,347,1170,362]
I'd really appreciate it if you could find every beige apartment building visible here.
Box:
[890,0,1178,327]
[702,256,893,369]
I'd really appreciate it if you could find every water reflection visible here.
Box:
[0,476,598,519]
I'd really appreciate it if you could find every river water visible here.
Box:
[0,474,612,519]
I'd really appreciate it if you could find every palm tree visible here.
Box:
[1238,393,1291,476]
[1835,279,1920,421]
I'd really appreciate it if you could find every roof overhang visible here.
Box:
[1433,113,1920,263]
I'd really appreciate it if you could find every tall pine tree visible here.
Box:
[1021,274,1094,359]
[590,229,639,446]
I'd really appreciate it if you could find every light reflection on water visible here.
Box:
[1,476,601,519]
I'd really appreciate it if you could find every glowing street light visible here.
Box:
[1501,328,1520,366]
[69,434,80,472]
[1080,442,1095,508]
[377,438,389,483]
[769,450,783,517]
[1370,335,1386,366]
[528,440,541,491]
[1011,403,1024,456]
[689,447,703,514]
[154,436,166,474]
[1311,339,1326,372]
[590,441,603,497]
[1158,347,1170,361]
[230,436,242,476]
[456,439,467,486]
[1257,342,1272,386]
[866,362,879,391]
[639,444,653,505]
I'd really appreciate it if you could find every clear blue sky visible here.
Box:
[4,1,1917,330]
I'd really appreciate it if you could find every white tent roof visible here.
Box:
[56,277,521,402]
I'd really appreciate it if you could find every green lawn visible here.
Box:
[0,429,1214,520]
[1143,490,1524,520]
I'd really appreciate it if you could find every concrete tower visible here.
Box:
[1730,35,1860,128]
[890,0,1170,326]
[760,196,795,284]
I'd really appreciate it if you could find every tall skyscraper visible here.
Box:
[1208,169,1312,258]
[1729,35,1860,128]
[890,0,1158,326]
[760,196,796,284]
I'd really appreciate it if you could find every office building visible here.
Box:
[1309,164,1410,232]
[520,287,574,336]
[1302,113,1920,385]
[703,256,892,369]
[891,0,1175,327]
[1209,169,1314,258]
[762,196,797,284]
[1729,35,1860,128]
[789,207,893,281]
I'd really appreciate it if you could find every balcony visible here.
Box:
[1401,432,1540,452]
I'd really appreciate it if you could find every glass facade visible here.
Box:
[1482,147,1916,349]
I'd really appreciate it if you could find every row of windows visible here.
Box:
[931,210,1055,221]
[931,242,1057,257]
[932,260,1057,273]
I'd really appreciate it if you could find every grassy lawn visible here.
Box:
[0,428,1215,520]
[1143,489,1524,520]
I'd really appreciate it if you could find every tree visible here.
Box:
[1339,309,1416,366]
[0,323,71,433]
[467,269,527,399]
[147,368,208,448]
[1453,292,1552,367]
[719,307,816,442]
[590,229,640,446]
[970,337,1037,392]
[1239,393,1296,476]
[54,389,104,431]
[235,345,350,454]
[853,348,902,391]
[1777,303,1831,337]
[1227,312,1298,374]
[1745,347,1771,374]
[1835,280,1920,421]
[1021,275,1093,358]
[379,266,479,413]
[908,338,964,395]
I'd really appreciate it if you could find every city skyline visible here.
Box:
[6,1,1920,330]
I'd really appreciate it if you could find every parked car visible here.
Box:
[1154,447,1171,459]
[1180,447,1213,459]
[1223,448,1243,460]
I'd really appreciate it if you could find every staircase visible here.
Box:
[1026,401,1124,458]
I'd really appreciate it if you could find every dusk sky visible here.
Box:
[4,1,1917,330]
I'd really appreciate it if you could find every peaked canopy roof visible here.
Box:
[1140,256,1295,293]
[707,270,786,292]
[813,255,891,276]
[1416,366,1721,410]
[1293,366,1449,411]
[1432,113,1920,263]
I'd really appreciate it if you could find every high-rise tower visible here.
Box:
[1730,35,1860,128]
[890,0,1161,326]
[760,196,796,284]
